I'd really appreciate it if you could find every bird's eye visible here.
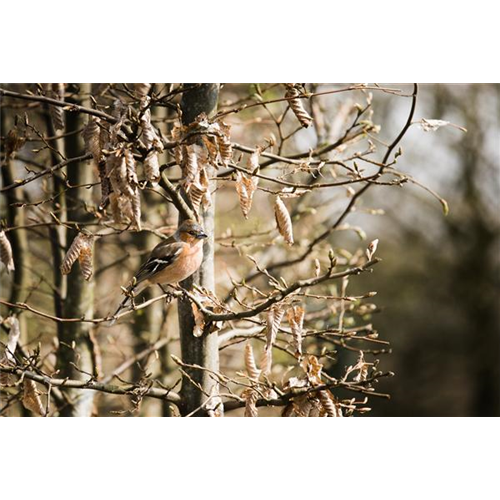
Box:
[189,231,197,236]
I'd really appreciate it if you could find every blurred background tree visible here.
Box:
[366,84,500,416]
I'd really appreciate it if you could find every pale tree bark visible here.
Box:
[56,83,96,417]
[178,83,221,416]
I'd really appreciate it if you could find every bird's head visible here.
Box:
[177,219,208,243]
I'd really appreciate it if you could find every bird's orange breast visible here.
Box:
[148,240,204,285]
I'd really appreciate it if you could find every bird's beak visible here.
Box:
[197,232,208,239]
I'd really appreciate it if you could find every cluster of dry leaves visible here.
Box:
[0,317,45,415]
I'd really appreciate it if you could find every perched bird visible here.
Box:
[110,219,207,323]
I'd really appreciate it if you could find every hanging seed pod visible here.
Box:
[274,196,294,245]
[0,230,15,273]
[285,85,313,128]
[244,343,261,381]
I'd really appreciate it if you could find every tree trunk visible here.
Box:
[0,114,30,309]
[178,83,221,416]
[56,83,96,417]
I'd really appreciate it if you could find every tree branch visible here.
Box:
[0,87,117,123]
[201,258,380,323]
[0,365,181,405]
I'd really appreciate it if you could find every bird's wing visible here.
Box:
[133,240,185,285]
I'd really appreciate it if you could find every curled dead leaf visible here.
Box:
[23,379,45,416]
[285,84,313,128]
[235,170,258,219]
[243,388,259,417]
[287,306,305,357]
[60,233,94,280]
[244,343,261,381]
[0,230,15,273]
[275,196,294,245]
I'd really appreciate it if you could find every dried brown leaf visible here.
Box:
[140,102,164,152]
[202,135,219,166]
[302,355,323,386]
[274,196,294,245]
[60,233,94,280]
[109,192,130,224]
[244,343,261,381]
[0,230,15,273]
[23,380,45,416]
[318,390,343,417]
[243,389,259,417]
[83,117,102,164]
[285,85,313,128]
[216,121,232,167]
[144,151,161,187]
[287,305,305,357]
[247,148,261,171]
[130,189,142,231]
[124,149,137,183]
[266,305,285,350]
[260,347,273,376]
[235,170,259,219]
[78,235,94,281]
[107,149,129,196]
[188,167,210,215]
[182,144,199,188]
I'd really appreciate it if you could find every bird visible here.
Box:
[110,219,207,323]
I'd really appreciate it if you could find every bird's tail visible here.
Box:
[108,281,147,326]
